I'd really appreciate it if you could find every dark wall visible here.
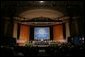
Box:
[69,16,84,37]
[0,17,5,42]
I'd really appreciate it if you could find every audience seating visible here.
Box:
[1,43,84,56]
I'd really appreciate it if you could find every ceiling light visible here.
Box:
[40,1,44,3]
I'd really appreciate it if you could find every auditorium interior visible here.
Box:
[1,1,84,56]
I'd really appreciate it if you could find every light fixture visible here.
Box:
[40,1,44,3]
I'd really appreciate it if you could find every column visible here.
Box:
[65,22,70,42]
[13,22,17,38]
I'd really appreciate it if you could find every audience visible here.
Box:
[1,42,84,56]
[1,35,84,56]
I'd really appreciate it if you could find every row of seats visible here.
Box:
[1,43,84,56]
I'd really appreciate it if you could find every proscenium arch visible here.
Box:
[19,9,64,19]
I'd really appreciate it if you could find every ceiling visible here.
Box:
[19,9,64,19]
[1,1,84,17]
[1,1,84,26]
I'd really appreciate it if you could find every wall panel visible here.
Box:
[19,24,30,46]
[53,24,64,42]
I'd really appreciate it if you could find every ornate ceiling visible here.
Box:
[1,1,84,26]
[1,1,83,17]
